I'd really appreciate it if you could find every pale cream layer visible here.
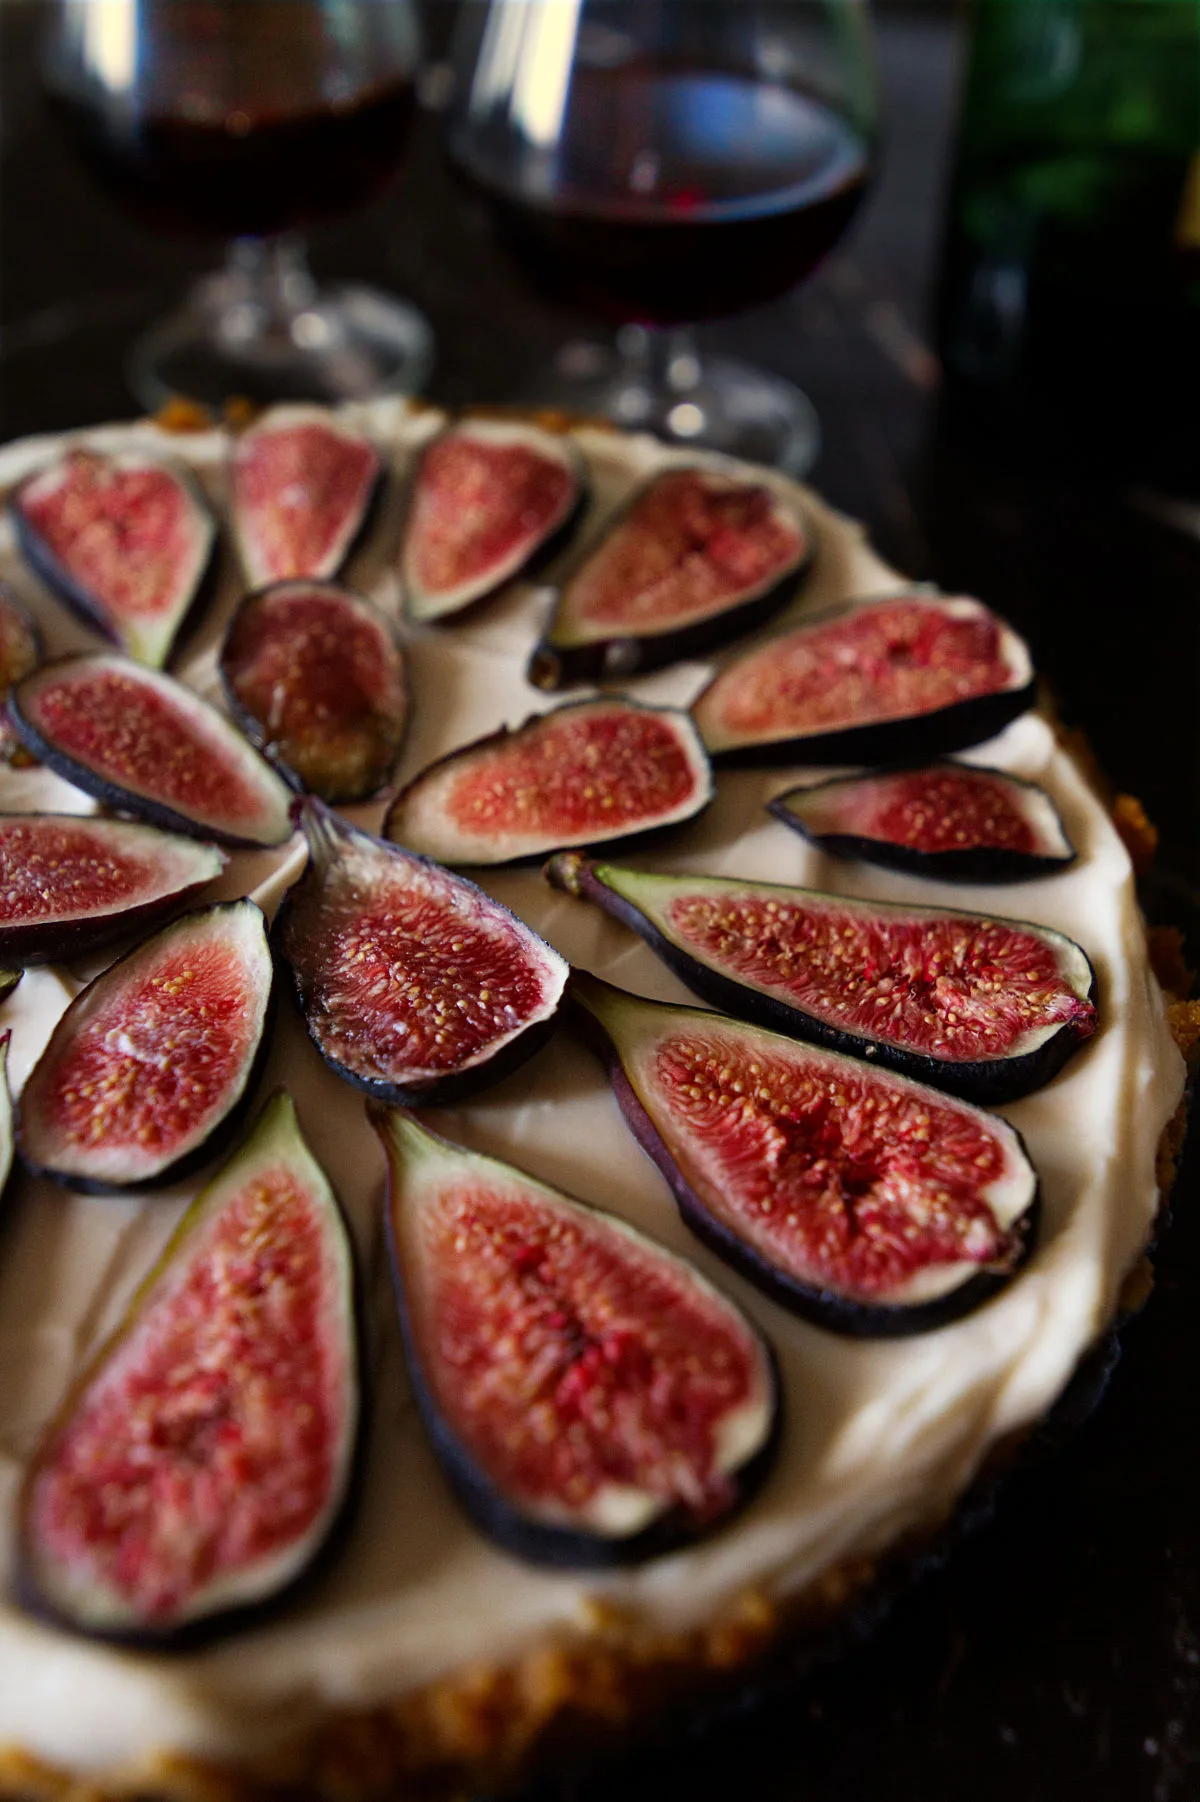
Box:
[0,405,1183,1777]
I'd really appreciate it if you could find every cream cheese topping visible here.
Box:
[0,403,1183,1777]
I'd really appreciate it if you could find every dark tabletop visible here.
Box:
[2,4,1199,1799]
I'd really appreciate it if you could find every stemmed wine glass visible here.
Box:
[447,0,878,473]
[41,0,433,411]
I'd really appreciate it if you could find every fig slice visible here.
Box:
[0,814,226,964]
[11,446,216,668]
[384,697,713,866]
[529,465,812,690]
[547,856,1097,1104]
[372,1106,778,1566]
[571,975,1040,1337]
[231,405,382,588]
[11,653,295,848]
[769,763,1076,882]
[19,899,274,1191]
[0,581,42,761]
[18,1090,360,1645]
[275,805,570,1105]
[219,579,409,803]
[402,415,585,622]
[692,595,1036,764]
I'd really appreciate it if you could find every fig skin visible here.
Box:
[570,976,1042,1339]
[371,1104,781,1567]
[547,855,1097,1107]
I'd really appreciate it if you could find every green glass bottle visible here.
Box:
[936,0,1200,480]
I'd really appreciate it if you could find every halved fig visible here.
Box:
[384,698,713,866]
[11,446,216,668]
[769,763,1076,882]
[402,415,585,622]
[18,1090,359,1644]
[692,595,1036,764]
[275,805,569,1105]
[0,814,226,964]
[19,900,274,1191]
[373,1106,778,1565]
[547,856,1097,1104]
[0,581,42,761]
[571,975,1039,1336]
[11,654,294,848]
[219,580,408,803]
[231,405,382,588]
[529,465,812,689]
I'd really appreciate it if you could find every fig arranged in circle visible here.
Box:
[219,580,409,803]
[547,856,1097,1104]
[692,595,1035,764]
[769,763,1076,883]
[529,465,812,689]
[0,814,226,964]
[19,900,274,1191]
[402,415,585,622]
[18,1090,360,1645]
[11,654,295,848]
[230,405,382,588]
[0,581,42,761]
[571,975,1040,1337]
[11,447,216,668]
[385,697,713,866]
[372,1106,779,1566]
[275,805,570,1105]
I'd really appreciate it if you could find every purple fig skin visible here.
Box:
[569,980,1041,1339]
[767,764,1077,884]
[0,815,227,965]
[371,1105,781,1568]
[547,856,1097,1108]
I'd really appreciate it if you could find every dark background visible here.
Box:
[1,3,1198,1798]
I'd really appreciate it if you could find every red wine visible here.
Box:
[452,68,871,325]
[45,77,415,238]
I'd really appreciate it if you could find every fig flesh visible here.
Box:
[571,975,1039,1336]
[402,415,585,622]
[372,1106,778,1566]
[219,580,409,803]
[529,465,812,689]
[275,805,570,1105]
[18,1090,359,1644]
[385,697,713,866]
[231,405,382,588]
[0,581,42,761]
[19,899,274,1191]
[0,814,226,963]
[547,856,1097,1104]
[769,763,1076,882]
[12,654,295,848]
[11,447,216,668]
[692,595,1035,764]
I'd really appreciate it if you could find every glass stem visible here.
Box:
[216,233,320,349]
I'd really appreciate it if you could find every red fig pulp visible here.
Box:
[231,406,381,587]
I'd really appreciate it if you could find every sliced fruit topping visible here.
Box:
[529,465,811,689]
[372,1107,778,1565]
[18,1091,359,1643]
[0,813,225,964]
[231,405,381,587]
[548,857,1096,1104]
[19,900,274,1191]
[12,654,295,848]
[220,580,408,804]
[276,806,569,1105]
[402,415,584,622]
[385,698,713,866]
[693,595,1035,764]
[11,447,216,668]
[572,975,1039,1336]
[0,581,42,761]
[770,763,1076,882]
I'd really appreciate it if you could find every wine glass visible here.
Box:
[446,0,878,473]
[40,0,434,411]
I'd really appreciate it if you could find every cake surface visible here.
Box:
[0,401,1185,1795]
